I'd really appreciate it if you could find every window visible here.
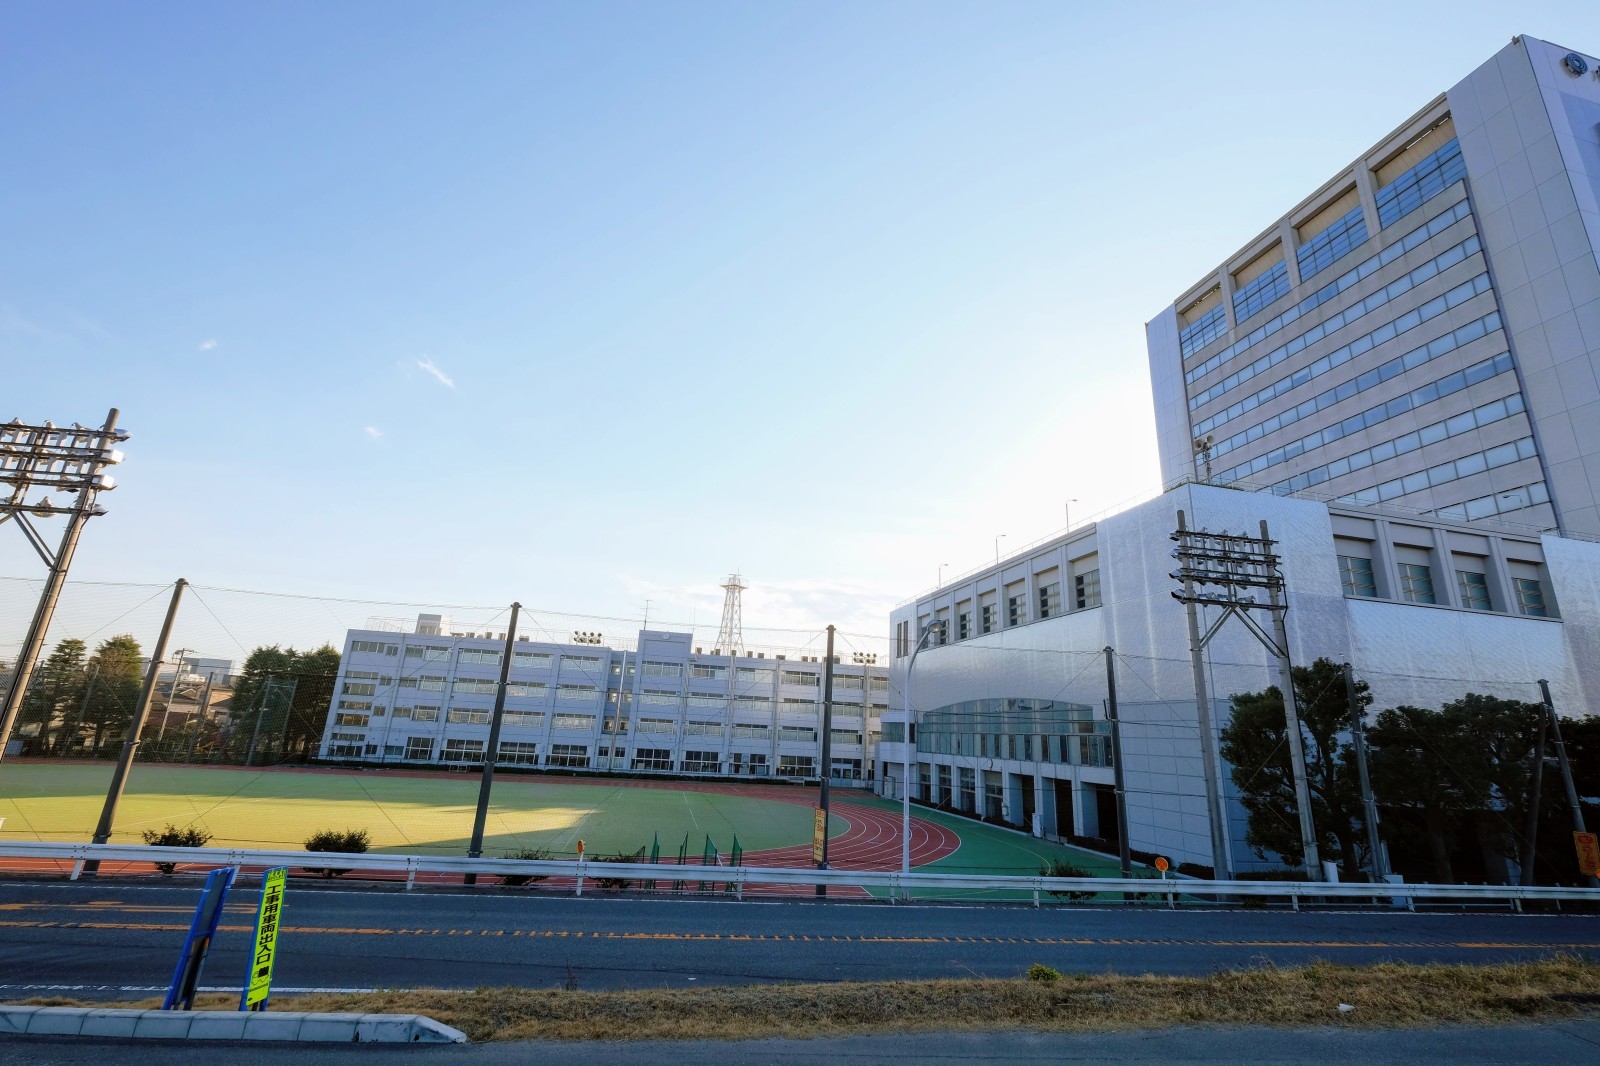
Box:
[1338,556,1378,598]
[351,640,398,655]
[833,675,863,691]
[957,611,971,640]
[736,667,774,685]
[631,748,672,771]
[642,661,682,679]
[869,676,888,692]
[1513,577,1548,617]
[342,682,376,696]
[1297,205,1368,281]
[504,712,544,728]
[346,670,380,681]
[687,695,728,710]
[691,664,726,680]
[734,697,772,712]
[777,755,816,778]
[411,706,440,722]
[980,603,996,634]
[441,739,485,763]
[683,720,721,736]
[895,620,910,658]
[639,691,680,706]
[447,708,492,725]
[1038,583,1059,619]
[830,729,860,747]
[779,726,816,743]
[458,649,502,665]
[1456,571,1491,610]
[552,713,597,731]
[1074,570,1101,609]
[781,670,818,687]
[636,717,675,733]
[404,737,434,760]
[679,751,720,774]
[1007,593,1025,627]
[1399,562,1436,604]
[733,723,769,740]
[417,676,445,693]
[1375,138,1465,227]
[514,651,553,669]
[1232,259,1291,323]
[334,713,369,727]
[1179,302,1227,358]
[454,678,498,695]
[547,744,590,768]
[338,700,372,712]
[497,742,539,766]
[557,684,597,700]
[506,682,545,698]
[405,645,451,661]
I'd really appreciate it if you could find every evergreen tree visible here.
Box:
[1218,657,1368,877]
[83,635,143,755]
[19,638,86,753]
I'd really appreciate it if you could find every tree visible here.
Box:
[18,638,86,754]
[1366,695,1543,883]
[226,643,342,763]
[82,635,143,755]
[1219,657,1368,878]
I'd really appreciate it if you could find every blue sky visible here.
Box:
[3,2,1596,649]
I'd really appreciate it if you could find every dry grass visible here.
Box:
[22,957,1600,1042]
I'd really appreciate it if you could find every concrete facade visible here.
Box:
[316,622,889,783]
[1149,35,1600,538]
[879,484,1600,873]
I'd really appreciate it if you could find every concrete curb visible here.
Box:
[0,1005,467,1043]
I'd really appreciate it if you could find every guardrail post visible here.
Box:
[1032,887,1039,908]
[1291,886,1300,912]
[575,857,585,897]
[405,858,417,892]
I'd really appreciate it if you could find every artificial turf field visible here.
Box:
[0,762,1122,881]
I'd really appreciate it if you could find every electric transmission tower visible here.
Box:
[715,573,747,656]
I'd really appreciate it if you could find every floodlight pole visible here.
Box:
[466,603,522,885]
[84,578,186,873]
[0,409,124,769]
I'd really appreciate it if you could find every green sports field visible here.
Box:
[0,764,820,858]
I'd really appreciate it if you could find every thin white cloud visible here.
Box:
[364,426,383,440]
[197,338,219,351]
[416,357,455,388]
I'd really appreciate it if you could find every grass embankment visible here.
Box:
[27,958,1600,1042]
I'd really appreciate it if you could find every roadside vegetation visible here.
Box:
[24,957,1598,1042]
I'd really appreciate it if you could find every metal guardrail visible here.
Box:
[3,842,1596,908]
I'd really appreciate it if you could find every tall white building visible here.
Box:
[1148,35,1600,535]
[882,483,1600,875]
[317,619,890,782]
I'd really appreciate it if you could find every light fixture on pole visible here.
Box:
[936,562,949,587]
[994,535,1006,568]
[1066,498,1078,529]
[900,618,945,898]
[0,411,128,769]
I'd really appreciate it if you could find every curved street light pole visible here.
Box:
[900,620,943,898]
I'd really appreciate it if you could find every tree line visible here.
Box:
[5,638,340,764]
[1220,657,1597,886]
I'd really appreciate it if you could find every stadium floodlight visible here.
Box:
[0,409,129,769]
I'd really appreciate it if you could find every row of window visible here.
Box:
[1427,479,1551,523]
[1297,204,1369,282]
[1183,196,1472,382]
[1266,403,1533,499]
[921,571,1101,652]
[1338,555,1548,615]
[1232,259,1292,325]
[1376,138,1466,228]
[1218,349,1516,485]
[1179,301,1228,358]
[1209,310,1502,466]
[1189,236,1486,414]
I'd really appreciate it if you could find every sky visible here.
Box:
[3,2,1597,656]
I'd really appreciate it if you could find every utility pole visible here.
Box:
[85,578,186,873]
[1103,647,1131,879]
[1344,662,1385,882]
[1539,679,1598,888]
[156,649,189,741]
[816,625,835,896]
[1520,709,1548,887]
[1172,509,1234,880]
[0,410,127,769]
[467,603,522,885]
[1263,520,1321,880]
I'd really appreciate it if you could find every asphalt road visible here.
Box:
[1,877,1597,998]
[4,1024,1599,1064]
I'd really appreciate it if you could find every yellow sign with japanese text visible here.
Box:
[244,867,287,1009]
[1576,832,1600,877]
[812,808,827,864]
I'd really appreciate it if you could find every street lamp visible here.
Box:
[900,618,945,895]
[936,562,949,587]
[994,535,1006,568]
[1065,498,1078,530]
